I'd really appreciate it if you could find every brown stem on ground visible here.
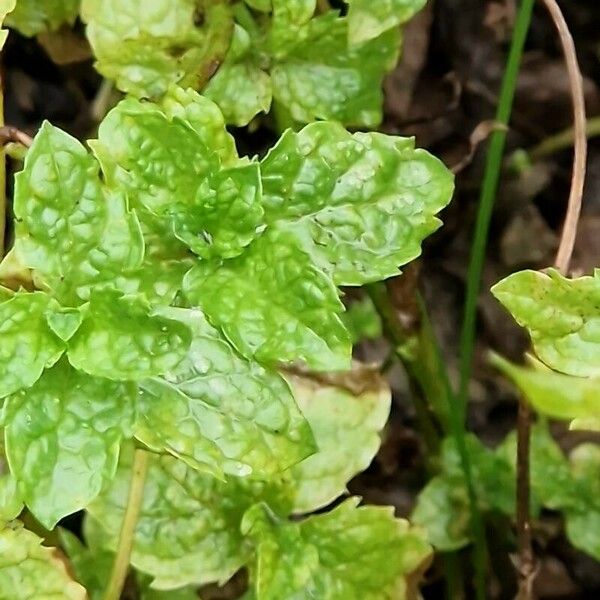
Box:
[515,2,587,599]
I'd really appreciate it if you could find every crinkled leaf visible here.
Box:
[270,14,400,127]
[204,25,273,127]
[492,269,600,376]
[67,289,191,381]
[81,0,218,98]
[0,292,64,398]
[88,444,272,589]
[0,524,86,600]
[0,0,16,48]
[491,353,600,421]
[243,498,432,600]
[184,228,351,371]
[346,0,426,44]
[284,368,390,513]
[13,122,143,303]
[94,97,264,260]
[160,85,238,165]
[135,307,314,478]
[3,360,136,528]
[6,0,79,36]
[268,0,316,53]
[261,123,454,285]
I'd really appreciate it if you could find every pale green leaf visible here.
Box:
[67,289,191,381]
[135,308,314,478]
[6,0,79,37]
[243,498,432,600]
[284,369,390,513]
[492,269,600,376]
[260,123,454,285]
[0,292,64,398]
[268,0,316,54]
[204,25,273,126]
[346,0,426,44]
[270,15,400,127]
[160,85,238,165]
[13,122,144,303]
[81,0,210,98]
[183,228,351,372]
[4,360,136,528]
[491,353,600,421]
[0,524,87,599]
[94,97,264,260]
[88,444,267,590]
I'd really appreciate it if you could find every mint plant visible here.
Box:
[6,0,425,127]
[491,269,600,429]
[0,76,453,597]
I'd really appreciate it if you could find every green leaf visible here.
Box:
[0,524,87,599]
[270,15,400,127]
[160,86,238,165]
[346,0,427,45]
[135,307,315,478]
[0,0,16,48]
[411,476,471,551]
[261,123,454,285]
[490,353,600,421]
[183,228,351,371]
[88,444,265,589]
[67,289,191,381]
[0,291,64,398]
[492,269,600,376]
[59,529,113,600]
[13,122,144,303]
[6,0,79,36]
[243,498,432,600]
[0,445,22,524]
[81,0,213,98]
[94,96,264,260]
[413,435,515,550]
[284,368,390,513]
[3,360,136,528]
[204,25,273,127]
[343,297,383,343]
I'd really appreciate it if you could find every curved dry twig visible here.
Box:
[541,0,587,274]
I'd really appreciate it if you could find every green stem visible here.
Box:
[367,283,441,457]
[196,1,235,90]
[529,116,600,160]
[457,1,536,597]
[103,449,150,600]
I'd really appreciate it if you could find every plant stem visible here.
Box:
[515,400,534,600]
[456,1,535,597]
[196,0,235,90]
[529,116,600,160]
[103,448,150,600]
